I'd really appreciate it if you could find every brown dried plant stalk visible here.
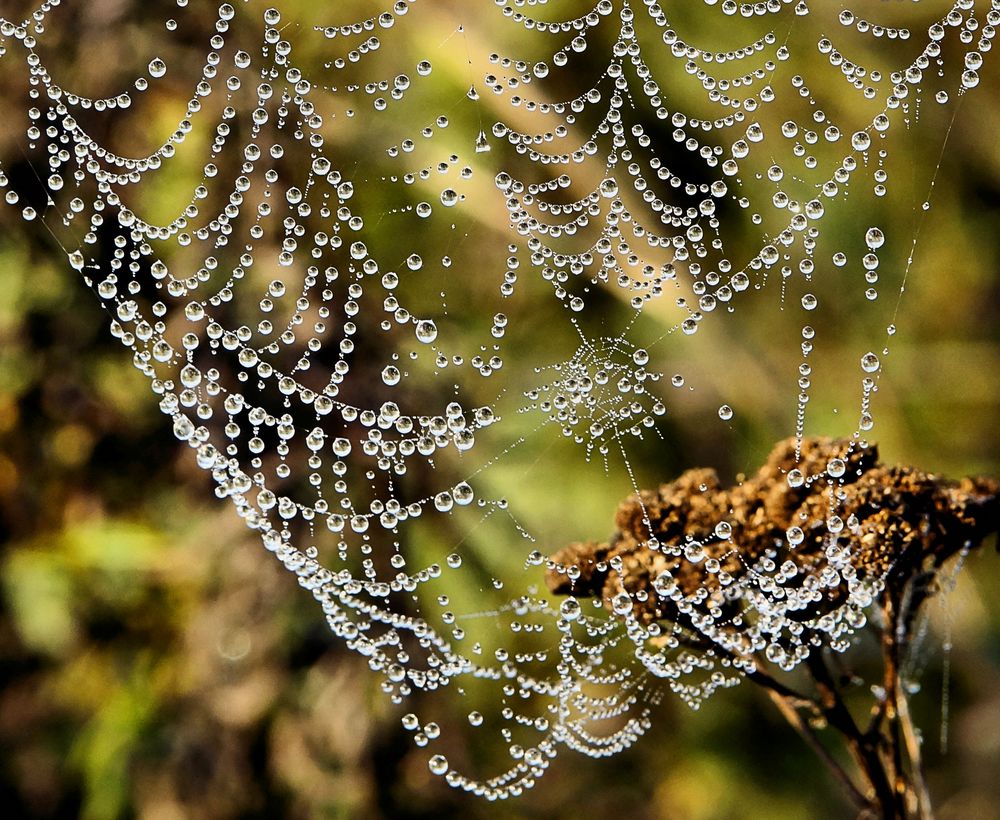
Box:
[546,438,999,819]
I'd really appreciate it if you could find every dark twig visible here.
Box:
[764,686,870,813]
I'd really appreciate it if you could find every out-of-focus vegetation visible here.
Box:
[0,1,998,818]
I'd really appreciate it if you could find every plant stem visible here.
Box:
[763,686,870,813]
[896,678,933,820]
[882,592,910,817]
[807,652,899,818]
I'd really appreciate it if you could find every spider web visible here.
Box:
[0,0,993,798]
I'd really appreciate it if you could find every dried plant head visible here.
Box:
[547,437,999,642]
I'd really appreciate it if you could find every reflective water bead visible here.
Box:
[860,352,880,373]
[865,227,885,249]
[415,320,438,343]
[560,598,581,621]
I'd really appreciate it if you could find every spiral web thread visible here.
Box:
[0,0,993,799]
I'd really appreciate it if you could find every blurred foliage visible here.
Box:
[0,1,998,819]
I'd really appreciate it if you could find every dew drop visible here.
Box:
[865,227,885,249]
[962,69,979,89]
[415,320,438,343]
[860,352,880,373]
[611,593,632,615]
[851,131,871,151]
[560,598,581,621]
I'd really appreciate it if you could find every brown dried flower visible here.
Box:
[546,437,999,626]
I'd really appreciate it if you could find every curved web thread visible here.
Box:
[0,0,993,799]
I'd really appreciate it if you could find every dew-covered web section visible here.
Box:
[0,0,992,801]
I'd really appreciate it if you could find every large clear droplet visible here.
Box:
[415,320,438,343]
[865,227,885,249]
[860,352,880,373]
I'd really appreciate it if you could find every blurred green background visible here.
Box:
[0,1,998,818]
